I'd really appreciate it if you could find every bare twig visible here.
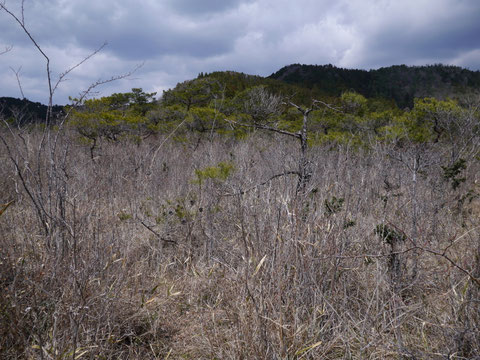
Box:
[312,99,344,113]
[140,220,177,245]
[70,63,144,107]
[384,222,480,287]
[224,170,300,196]
[52,42,108,95]
[0,125,50,234]
[1,2,53,121]
[0,200,14,217]
[0,45,13,55]
[149,117,188,171]
[416,245,480,287]
[10,66,25,99]
[224,118,300,139]
[285,101,313,116]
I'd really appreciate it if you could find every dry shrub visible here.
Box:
[1,129,480,359]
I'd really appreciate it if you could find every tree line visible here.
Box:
[65,71,480,158]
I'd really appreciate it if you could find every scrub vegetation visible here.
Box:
[2,77,480,359]
[2,3,480,358]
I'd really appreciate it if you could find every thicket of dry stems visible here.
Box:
[1,129,480,359]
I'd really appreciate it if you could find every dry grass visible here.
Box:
[1,129,479,359]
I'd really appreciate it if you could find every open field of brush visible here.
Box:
[1,130,480,359]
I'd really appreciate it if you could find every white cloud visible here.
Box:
[451,49,480,70]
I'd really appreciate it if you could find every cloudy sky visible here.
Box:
[1,0,480,104]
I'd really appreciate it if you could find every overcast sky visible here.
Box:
[1,0,480,104]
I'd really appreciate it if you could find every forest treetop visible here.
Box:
[2,63,480,156]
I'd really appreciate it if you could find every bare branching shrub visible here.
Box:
[1,127,478,358]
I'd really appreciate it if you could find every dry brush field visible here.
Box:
[1,130,480,359]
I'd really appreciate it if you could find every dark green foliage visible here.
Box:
[270,63,371,96]
[374,224,406,245]
[117,211,133,221]
[203,70,319,106]
[442,158,467,190]
[146,104,187,134]
[193,162,235,185]
[0,97,63,125]
[125,88,158,115]
[343,219,356,229]
[269,63,480,109]
[162,78,222,110]
[324,196,344,215]
[68,88,157,154]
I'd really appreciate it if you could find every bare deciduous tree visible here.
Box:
[1,0,139,236]
[1,2,141,358]
[227,87,343,194]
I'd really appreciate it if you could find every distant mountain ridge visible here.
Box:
[2,64,479,123]
[269,63,480,108]
[0,97,63,124]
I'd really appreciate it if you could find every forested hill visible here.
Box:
[2,64,480,121]
[269,64,480,108]
[0,97,63,124]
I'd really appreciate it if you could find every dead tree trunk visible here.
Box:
[289,103,312,194]
[225,88,330,195]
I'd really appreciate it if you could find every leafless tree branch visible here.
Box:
[10,66,25,99]
[386,222,480,288]
[415,245,480,288]
[140,220,177,245]
[52,42,108,95]
[284,100,313,116]
[224,117,300,139]
[225,170,300,196]
[312,99,345,113]
[1,2,53,120]
[0,44,13,55]
[67,64,144,108]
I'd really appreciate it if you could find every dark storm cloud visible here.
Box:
[341,0,480,69]
[167,0,253,16]
[73,19,238,60]
[49,1,246,60]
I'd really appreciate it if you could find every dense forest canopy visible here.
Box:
[269,63,480,108]
[0,97,63,124]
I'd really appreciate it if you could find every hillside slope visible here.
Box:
[269,63,480,108]
[0,97,63,124]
